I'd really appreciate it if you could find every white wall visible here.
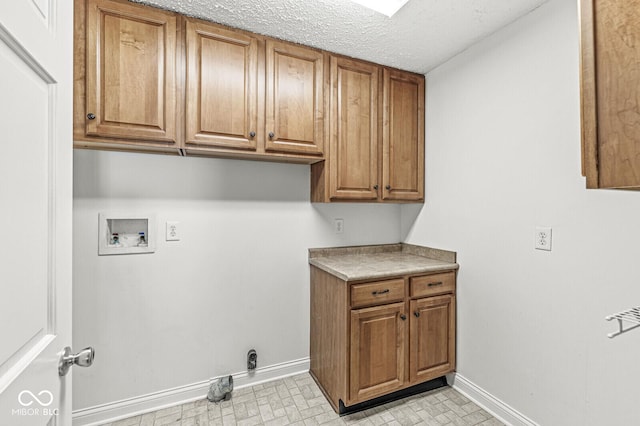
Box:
[72,150,401,410]
[403,0,640,424]
[74,0,640,422]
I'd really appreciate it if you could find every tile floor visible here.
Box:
[99,373,503,426]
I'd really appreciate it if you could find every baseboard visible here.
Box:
[72,357,310,426]
[449,373,538,426]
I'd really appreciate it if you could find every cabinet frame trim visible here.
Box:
[578,0,599,188]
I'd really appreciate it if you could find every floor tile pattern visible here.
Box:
[99,373,503,426]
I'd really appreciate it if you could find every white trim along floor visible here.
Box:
[84,376,504,425]
[74,357,537,426]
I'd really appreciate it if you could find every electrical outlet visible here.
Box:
[334,218,344,234]
[535,226,552,251]
[166,221,180,241]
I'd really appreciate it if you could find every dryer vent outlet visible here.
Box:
[207,375,233,403]
[247,349,257,371]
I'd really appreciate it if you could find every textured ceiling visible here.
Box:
[132,0,550,74]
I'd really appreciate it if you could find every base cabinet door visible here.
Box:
[409,295,456,383]
[349,302,406,403]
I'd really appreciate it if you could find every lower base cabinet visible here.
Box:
[310,267,456,412]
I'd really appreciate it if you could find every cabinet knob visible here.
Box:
[87,113,96,120]
[373,184,379,190]
[249,131,256,138]
[414,311,420,318]
[400,314,407,321]
[268,132,275,139]
[386,185,391,190]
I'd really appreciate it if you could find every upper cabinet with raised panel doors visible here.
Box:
[76,0,325,161]
[74,0,425,202]
[182,19,326,160]
[265,41,325,156]
[327,57,380,201]
[382,69,425,201]
[580,0,640,189]
[74,0,178,154]
[311,56,424,203]
[184,21,259,151]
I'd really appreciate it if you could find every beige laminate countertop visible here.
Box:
[308,243,458,282]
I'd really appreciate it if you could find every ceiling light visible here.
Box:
[349,0,410,17]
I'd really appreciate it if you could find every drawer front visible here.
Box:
[410,271,455,298]
[351,279,405,308]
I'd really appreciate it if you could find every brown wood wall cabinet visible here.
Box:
[74,0,425,202]
[382,69,425,201]
[310,267,456,413]
[310,58,425,203]
[74,0,325,161]
[75,0,179,154]
[580,0,640,189]
[183,21,259,152]
[264,40,326,156]
[182,21,326,160]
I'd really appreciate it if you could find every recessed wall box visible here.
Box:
[98,213,156,255]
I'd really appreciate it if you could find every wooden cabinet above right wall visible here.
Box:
[580,0,640,189]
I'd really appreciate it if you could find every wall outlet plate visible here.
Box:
[535,226,552,251]
[166,221,180,241]
[334,218,344,234]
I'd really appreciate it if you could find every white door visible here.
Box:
[0,0,74,425]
